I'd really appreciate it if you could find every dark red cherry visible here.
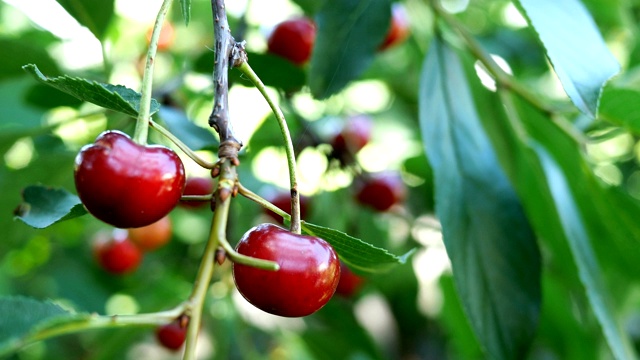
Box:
[331,114,373,156]
[233,224,340,317]
[267,18,316,65]
[264,190,310,222]
[155,320,187,350]
[180,177,214,209]
[74,130,185,228]
[93,230,142,274]
[355,172,407,212]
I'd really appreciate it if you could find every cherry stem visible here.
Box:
[149,119,216,169]
[237,182,289,220]
[133,0,173,145]
[236,62,302,234]
[180,194,213,202]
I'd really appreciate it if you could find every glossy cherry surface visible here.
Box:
[74,130,185,228]
[155,320,187,350]
[128,215,172,251]
[267,18,316,65]
[180,177,214,209]
[379,3,410,51]
[331,114,373,156]
[335,262,365,298]
[93,231,142,274]
[233,224,340,317]
[355,172,407,212]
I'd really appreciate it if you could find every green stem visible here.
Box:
[236,62,301,234]
[237,182,289,221]
[149,119,216,169]
[133,0,173,145]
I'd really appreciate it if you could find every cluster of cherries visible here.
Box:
[267,3,410,66]
[72,3,410,351]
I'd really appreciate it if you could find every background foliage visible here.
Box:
[2,0,640,359]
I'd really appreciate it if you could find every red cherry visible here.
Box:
[146,22,175,51]
[93,230,142,274]
[355,172,407,212]
[331,115,373,156]
[232,224,340,317]
[267,18,316,65]
[379,3,410,51]
[180,177,214,209]
[335,262,365,298]
[263,190,310,222]
[74,130,185,228]
[155,320,187,351]
[128,215,172,251]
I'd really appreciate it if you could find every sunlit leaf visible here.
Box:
[419,37,541,360]
[55,0,114,40]
[23,64,159,118]
[516,0,620,117]
[15,185,87,229]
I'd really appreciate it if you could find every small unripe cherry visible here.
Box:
[93,230,142,274]
[155,319,187,351]
[331,114,373,156]
[127,216,172,252]
[267,18,316,65]
[335,262,366,298]
[379,3,410,51]
[355,172,407,212]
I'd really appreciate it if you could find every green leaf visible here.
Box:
[309,0,390,99]
[15,185,87,229]
[291,0,326,15]
[179,0,191,26]
[516,0,620,117]
[419,38,541,360]
[532,145,636,360]
[55,0,114,40]
[301,222,413,273]
[0,296,84,356]
[599,87,640,133]
[158,106,218,151]
[22,64,159,118]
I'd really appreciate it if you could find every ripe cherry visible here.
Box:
[233,224,340,317]
[155,319,187,351]
[379,3,410,51]
[74,130,185,228]
[180,177,214,209]
[335,262,365,298]
[128,216,172,252]
[331,115,373,157]
[264,190,310,223]
[355,172,407,212]
[267,18,316,65]
[93,230,142,274]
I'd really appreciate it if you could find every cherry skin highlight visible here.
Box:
[267,18,316,65]
[74,130,185,228]
[232,224,340,317]
[355,172,407,212]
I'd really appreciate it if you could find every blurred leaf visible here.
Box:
[15,185,87,229]
[55,0,114,40]
[23,64,159,118]
[599,87,640,133]
[309,0,390,99]
[24,83,84,109]
[180,0,191,25]
[302,222,413,273]
[419,38,541,360]
[0,296,86,357]
[158,106,218,151]
[195,51,306,92]
[0,38,60,81]
[291,0,326,15]
[516,0,619,117]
